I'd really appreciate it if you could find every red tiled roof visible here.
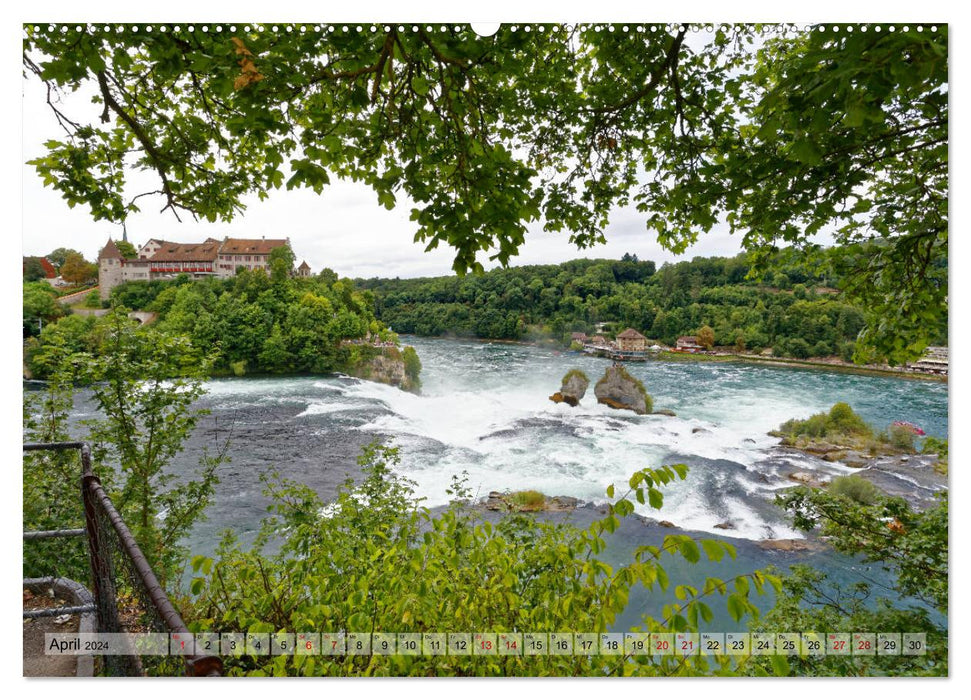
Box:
[298,260,311,270]
[616,328,647,340]
[150,239,221,262]
[99,238,123,260]
[219,238,289,255]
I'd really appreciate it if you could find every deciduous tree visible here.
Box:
[23,23,947,362]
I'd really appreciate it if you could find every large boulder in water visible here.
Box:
[594,365,653,415]
[550,368,590,407]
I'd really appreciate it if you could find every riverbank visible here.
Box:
[656,350,948,383]
[399,334,947,384]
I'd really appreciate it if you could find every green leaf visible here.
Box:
[679,538,700,563]
[726,593,744,622]
[790,139,823,166]
[701,539,724,562]
[648,488,664,510]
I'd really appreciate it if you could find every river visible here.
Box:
[48,336,948,630]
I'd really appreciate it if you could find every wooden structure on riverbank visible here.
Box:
[581,328,661,362]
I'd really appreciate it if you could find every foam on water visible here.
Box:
[156,337,945,542]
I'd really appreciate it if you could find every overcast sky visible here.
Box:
[20,30,755,280]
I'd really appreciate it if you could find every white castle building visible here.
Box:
[98,236,308,300]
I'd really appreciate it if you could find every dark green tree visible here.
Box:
[23,257,48,281]
[78,311,225,582]
[24,23,946,362]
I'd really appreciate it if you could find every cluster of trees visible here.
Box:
[24,24,946,364]
[356,252,909,361]
[22,281,67,337]
[24,313,224,585]
[25,257,400,380]
[23,247,98,284]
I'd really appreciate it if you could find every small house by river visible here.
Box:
[676,336,704,353]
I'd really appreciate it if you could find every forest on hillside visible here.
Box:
[356,250,945,361]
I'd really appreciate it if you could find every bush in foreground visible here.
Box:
[186,445,771,676]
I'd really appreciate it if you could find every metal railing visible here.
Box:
[23,442,222,677]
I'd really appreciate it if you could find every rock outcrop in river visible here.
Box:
[594,365,652,415]
[349,346,421,393]
[549,368,589,407]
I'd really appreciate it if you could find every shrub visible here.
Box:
[775,403,873,442]
[508,490,546,511]
[562,368,589,385]
[186,449,765,677]
[786,338,812,359]
[922,437,948,475]
[83,290,101,309]
[887,424,917,451]
[402,346,422,390]
[839,341,856,363]
[811,341,832,357]
[828,402,871,436]
[828,475,882,504]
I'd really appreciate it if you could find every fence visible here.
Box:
[23,442,222,677]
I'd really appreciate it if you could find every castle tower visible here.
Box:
[98,238,124,301]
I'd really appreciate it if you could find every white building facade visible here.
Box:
[98,236,292,300]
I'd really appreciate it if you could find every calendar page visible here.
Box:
[20,3,949,687]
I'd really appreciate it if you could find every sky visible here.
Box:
[19,26,753,280]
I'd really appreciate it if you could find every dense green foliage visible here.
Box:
[773,402,925,457]
[24,23,946,362]
[23,316,225,584]
[23,349,90,580]
[776,402,873,441]
[23,257,48,281]
[827,475,882,505]
[22,281,66,337]
[357,253,895,361]
[401,346,422,390]
[24,268,417,382]
[754,488,948,676]
[187,445,780,676]
[921,437,948,475]
[78,312,225,582]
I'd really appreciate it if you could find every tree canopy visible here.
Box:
[23,23,947,362]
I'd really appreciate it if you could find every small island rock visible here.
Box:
[550,369,590,407]
[594,365,653,415]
